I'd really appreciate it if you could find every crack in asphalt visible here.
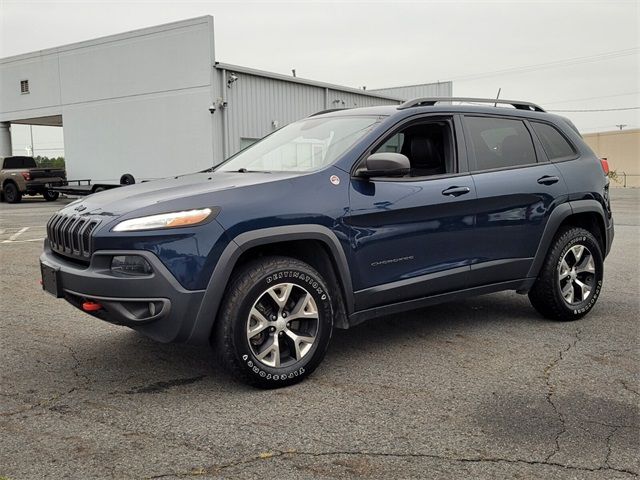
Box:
[146,448,640,478]
[123,375,207,394]
[0,339,88,418]
[602,425,620,470]
[543,326,581,463]
[621,380,640,397]
[63,342,92,386]
[0,387,76,417]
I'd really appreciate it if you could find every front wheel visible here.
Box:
[43,190,59,201]
[529,227,604,321]
[213,256,333,388]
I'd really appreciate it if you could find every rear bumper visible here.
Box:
[40,242,205,343]
[25,179,65,192]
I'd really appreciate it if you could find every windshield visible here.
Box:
[217,115,382,173]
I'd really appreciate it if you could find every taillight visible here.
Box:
[600,158,610,175]
[21,172,31,181]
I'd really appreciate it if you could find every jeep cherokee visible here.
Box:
[39,97,614,388]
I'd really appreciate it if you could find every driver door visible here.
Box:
[346,115,477,311]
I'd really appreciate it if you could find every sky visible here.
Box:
[2,0,639,157]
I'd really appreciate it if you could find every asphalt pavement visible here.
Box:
[0,190,638,479]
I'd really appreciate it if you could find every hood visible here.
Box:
[61,171,299,217]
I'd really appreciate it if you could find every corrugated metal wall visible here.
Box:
[325,88,400,110]
[219,70,401,156]
[370,82,453,101]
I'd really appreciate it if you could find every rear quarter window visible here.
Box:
[531,122,577,160]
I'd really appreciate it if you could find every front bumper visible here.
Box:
[40,242,205,343]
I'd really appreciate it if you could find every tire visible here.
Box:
[213,256,334,388]
[529,227,604,321]
[43,190,59,201]
[3,182,22,203]
[120,174,135,185]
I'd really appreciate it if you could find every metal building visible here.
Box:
[0,16,452,184]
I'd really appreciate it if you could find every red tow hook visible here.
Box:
[82,301,103,312]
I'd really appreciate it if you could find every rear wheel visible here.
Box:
[3,183,21,203]
[529,227,604,321]
[43,190,59,201]
[213,256,333,388]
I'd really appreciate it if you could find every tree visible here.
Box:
[33,155,65,169]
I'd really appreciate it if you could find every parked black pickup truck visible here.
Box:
[0,156,66,203]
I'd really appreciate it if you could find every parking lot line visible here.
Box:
[1,237,44,244]
[8,227,29,241]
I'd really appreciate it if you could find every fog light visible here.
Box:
[111,255,152,276]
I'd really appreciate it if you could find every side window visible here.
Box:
[372,120,456,177]
[531,122,576,160]
[377,133,404,153]
[466,117,537,170]
[3,157,22,169]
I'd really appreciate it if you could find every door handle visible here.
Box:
[442,186,471,197]
[537,175,560,185]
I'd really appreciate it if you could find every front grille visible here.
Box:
[46,214,100,260]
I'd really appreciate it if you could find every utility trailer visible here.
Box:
[47,173,137,196]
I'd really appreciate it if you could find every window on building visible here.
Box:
[240,137,259,150]
[531,122,576,160]
[20,80,29,94]
[466,116,537,170]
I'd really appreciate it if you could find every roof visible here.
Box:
[214,62,402,102]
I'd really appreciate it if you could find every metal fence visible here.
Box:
[612,172,640,188]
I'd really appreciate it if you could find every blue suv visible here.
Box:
[40,97,614,388]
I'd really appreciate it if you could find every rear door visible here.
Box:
[463,114,568,286]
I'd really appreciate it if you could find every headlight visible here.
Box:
[113,208,215,232]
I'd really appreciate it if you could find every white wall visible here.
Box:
[0,16,216,183]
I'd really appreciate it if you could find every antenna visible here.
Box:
[494,88,502,107]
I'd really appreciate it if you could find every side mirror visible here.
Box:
[360,153,410,177]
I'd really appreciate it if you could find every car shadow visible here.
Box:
[47,291,542,394]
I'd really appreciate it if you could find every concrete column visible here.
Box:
[0,122,11,157]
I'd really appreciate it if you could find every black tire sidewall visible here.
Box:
[553,231,604,317]
[231,266,333,386]
[43,190,59,201]
[4,183,20,203]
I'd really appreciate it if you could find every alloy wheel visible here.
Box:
[557,244,596,304]
[246,283,319,368]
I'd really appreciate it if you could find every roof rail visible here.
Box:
[308,108,351,117]
[398,97,545,112]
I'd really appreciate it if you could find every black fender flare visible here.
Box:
[187,225,354,344]
[525,199,607,280]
